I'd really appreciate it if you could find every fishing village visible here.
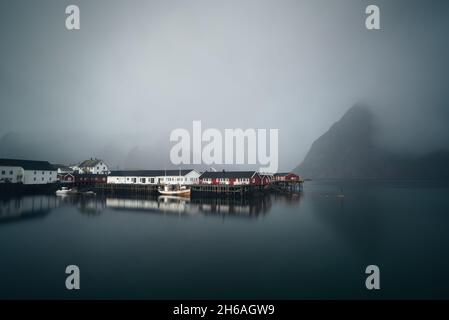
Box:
[0,158,303,198]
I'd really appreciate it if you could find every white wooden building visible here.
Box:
[53,164,74,174]
[107,169,200,185]
[0,159,58,185]
[72,159,109,175]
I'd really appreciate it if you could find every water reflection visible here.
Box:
[191,197,272,218]
[271,192,302,207]
[105,194,289,219]
[0,192,301,222]
[106,194,300,218]
[106,196,192,215]
[0,195,59,223]
[58,195,106,216]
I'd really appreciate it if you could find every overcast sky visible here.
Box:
[1,0,448,170]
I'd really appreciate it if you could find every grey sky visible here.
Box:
[1,0,448,170]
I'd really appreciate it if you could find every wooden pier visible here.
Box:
[64,180,303,197]
[269,181,303,193]
[190,184,266,198]
[190,180,303,197]
[90,183,159,196]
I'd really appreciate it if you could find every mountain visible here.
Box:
[295,104,449,179]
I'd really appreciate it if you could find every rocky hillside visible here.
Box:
[295,105,449,179]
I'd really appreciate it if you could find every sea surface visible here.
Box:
[1,180,449,299]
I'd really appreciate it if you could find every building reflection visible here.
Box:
[58,195,106,215]
[105,193,301,219]
[191,197,272,218]
[0,192,302,222]
[0,195,59,223]
[106,196,191,215]
[106,195,271,218]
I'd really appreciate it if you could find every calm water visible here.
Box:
[1,180,449,299]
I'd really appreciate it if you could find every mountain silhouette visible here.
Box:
[295,104,449,179]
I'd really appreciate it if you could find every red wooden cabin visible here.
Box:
[199,171,262,186]
[273,172,300,182]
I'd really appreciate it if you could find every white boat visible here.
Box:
[55,187,77,196]
[56,187,96,196]
[157,168,191,196]
[158,195,191,202]
[158,185,191,196]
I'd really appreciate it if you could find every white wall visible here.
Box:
[107,176,127,184]
[0,166,57,184]
[88,161,108,174]
[107,176,151,184]
[183,170,200,185]
[76,161,109,174]
[107,170,200,185]
[23,169,58,185]
[57,167,73,174]
[156,172,200,185]
[0,166,24,183]
[107,176,157,184]
[159,175,184,185]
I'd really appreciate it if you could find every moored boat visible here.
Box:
[56,187,77,196]
[56,187,96,196]
[158,185,191,196]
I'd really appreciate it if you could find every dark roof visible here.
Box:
[52,164,73,171]
[274,172,298,177]
[199,171,259,179]
[0,158,56,171]
[73,173,107,178]
[109,170,196,177]
[78,159,103,168]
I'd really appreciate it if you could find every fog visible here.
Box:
[1,0,448,170]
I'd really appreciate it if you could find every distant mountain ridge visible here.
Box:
[295,105,449,179]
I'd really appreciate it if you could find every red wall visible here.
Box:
[261,176,271,185]
[285,173,300,181]
[251,175,261,185]
[275,173,300,181]
[199,174,262,186]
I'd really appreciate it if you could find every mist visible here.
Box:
[1,0,448,170]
